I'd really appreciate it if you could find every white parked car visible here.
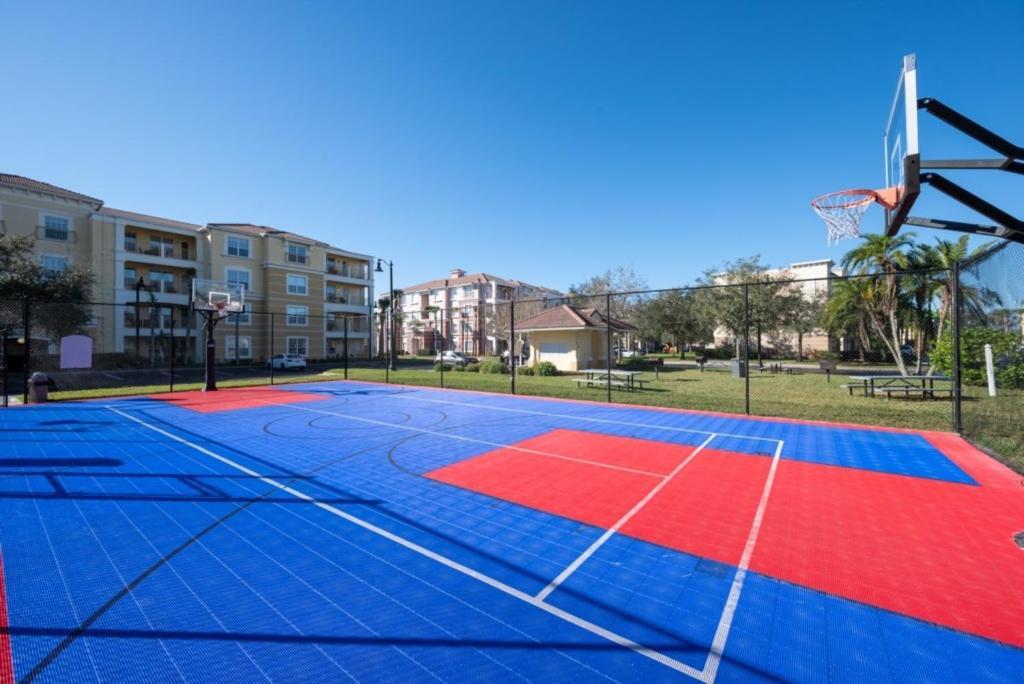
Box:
[435,350,476,366]
[267,354,307,371]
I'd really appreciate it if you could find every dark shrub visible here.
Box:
[535,361,559,376]
[479,360,506,374]
[464,362,481,373]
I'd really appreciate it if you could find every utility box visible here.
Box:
[28,371,52,403]
[731,359,747,378]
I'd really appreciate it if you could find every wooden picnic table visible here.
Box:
[844,374,951,399]
[577,368,645,391]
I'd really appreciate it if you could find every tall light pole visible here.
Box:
[375,258,397,371]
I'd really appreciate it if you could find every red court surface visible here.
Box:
[428,428,1024,650]
[0,553,13,684]
[148,387,328,413]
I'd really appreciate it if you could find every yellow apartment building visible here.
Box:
[1,173,374,365]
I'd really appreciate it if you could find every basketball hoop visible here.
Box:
[212,301,231,321]
[812,188,899,244]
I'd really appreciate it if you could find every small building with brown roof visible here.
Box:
[516,305,635,372]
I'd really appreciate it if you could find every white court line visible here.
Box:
[106,406,705,679]
[347,384,783,444]
[536,433,717,602]
[700,439,784,683]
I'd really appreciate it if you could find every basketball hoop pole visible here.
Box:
[199,308,227,392]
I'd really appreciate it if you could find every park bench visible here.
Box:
[881,387,953,400]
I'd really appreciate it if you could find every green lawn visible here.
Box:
[47,363,1022,473]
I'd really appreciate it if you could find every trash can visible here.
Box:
[731,359,747,378]
[28,371,51,403]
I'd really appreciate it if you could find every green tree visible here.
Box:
[638,290,713,358]
[783,287,826,361]
[841,233,916,375]
[694,256,788,360]
[0,234,93,341]
[911,236,999,376]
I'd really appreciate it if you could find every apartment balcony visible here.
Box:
[121,243,199,267]
[325,261,371,283]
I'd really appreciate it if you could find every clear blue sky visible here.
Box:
[3,0,1021,292]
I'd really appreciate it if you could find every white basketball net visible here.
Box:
[812,191,876,245]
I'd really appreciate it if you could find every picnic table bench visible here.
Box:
[843,374,951,399]
[575,369,645,391]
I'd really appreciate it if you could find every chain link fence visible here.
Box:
[957,241,1024,470]
[3,258,1021,469]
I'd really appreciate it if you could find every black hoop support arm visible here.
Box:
[919,98,1024,161]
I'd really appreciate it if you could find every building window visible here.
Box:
[226,268,250,292]
[286,274,308,295]
[42,215,70,240]
[124,231,138,252]
[124,266,137,289]
[150,236,175,258]
[286,305,309,326]
[181,241,190,260]
[287,336,308,356]
[227,235,250,258]
[226,335,252,359]
[286,243,309,264]
[227,311,251,326]
[41,255,68,273]
[540,342,568,354]
[149,271,177,293]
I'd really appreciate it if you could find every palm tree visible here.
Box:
[913,237,1004,375]
[842,233,917,375]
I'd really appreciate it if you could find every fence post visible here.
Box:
[169,309,175,393]
[510,300,516,395]
[269,312,275,386]
[343,316,349,380]
[606,293,613,403]
[1,323,8,408]
[743,284,750,415]
[439,309,445,389]
[951,262,963,433]
[22,300,30,405]
[234,311,240,365]
[385,311,390,384]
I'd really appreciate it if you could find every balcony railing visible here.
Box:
[36,225,76,243]
[326,293,367,306]
[326,262,370,279]
[123,244,193,260]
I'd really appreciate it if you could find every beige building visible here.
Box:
[517,305,635,373]
[711,259,843,356]
[205,224,374,361]
[396,269,563,356]
[1,173,374,365]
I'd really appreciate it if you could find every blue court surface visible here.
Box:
[1,380,1023,683]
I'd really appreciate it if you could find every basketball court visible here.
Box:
[1,380,1023,682]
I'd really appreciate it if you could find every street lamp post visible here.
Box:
[375,258,397,371]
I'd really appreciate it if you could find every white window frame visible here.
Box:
[286,305,309,326]
[286,336,309,357]
[225,267,252,293]
[150,235,175,258]
[41,254,69,272]
[226,335,253,359]
[226,235,251,258]
[40,212,72,241]
[286,273,308,296]
[286,243,309,264]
